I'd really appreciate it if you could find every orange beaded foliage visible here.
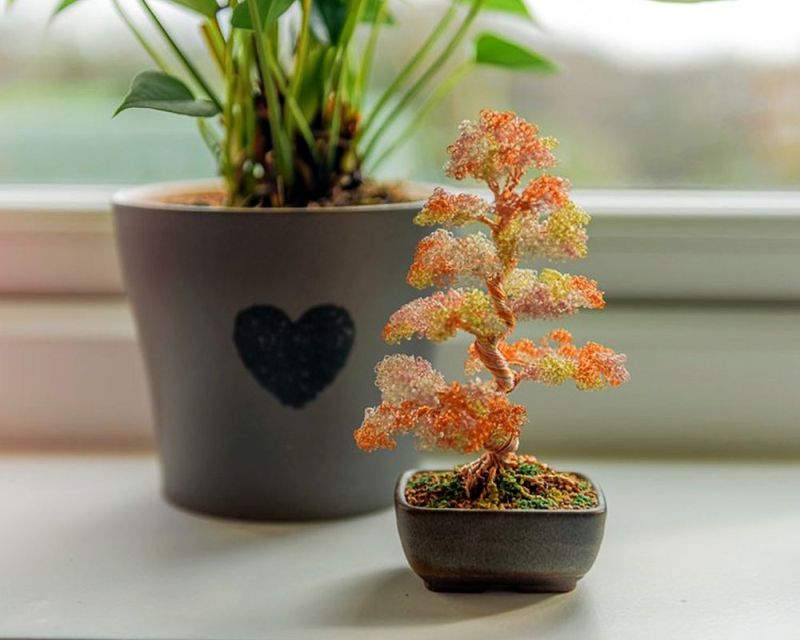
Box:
[354,110,629,457]
[353,356,524,454]
[465,331,629,390]
[445,110,557,185]
[414,188,492,228]
[406,229,501,289]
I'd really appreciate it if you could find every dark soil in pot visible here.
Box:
[405,456,600,510]
[163,180,411,209]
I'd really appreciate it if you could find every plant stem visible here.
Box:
[362,0,484,161]
[368,60,472,170]
[200,22,226,74]
[240,36,256,154]
[326,63,347,170]
[261,58,309,161]
[222,33,236,202]
[353,0,388,110]
[283,0,311,142]
[111,0,171,74]
[323,0,366,171]
[327,0,366,93]
[247,0,294,189]
[358,3,458,142]
[139,0,223,111]
[196,118,221,161]
[288,0,311,100]
[264,53,321,164]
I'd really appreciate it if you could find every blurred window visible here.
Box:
[1,0,799,187]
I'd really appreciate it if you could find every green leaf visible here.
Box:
[262,0,295,24]
[311,0,347,44]
[456,0,534,22]
[310,0,391,44]
[295,45,327,122]
[362,0,394,24]
[114,71,220,118]
[231,0,294,29]
[52,0,84,17]
[162,0,220,18]
[474,33,557,73]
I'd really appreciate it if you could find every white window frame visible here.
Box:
[2,185,799,454]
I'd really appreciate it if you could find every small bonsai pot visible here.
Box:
[395,469,607,593]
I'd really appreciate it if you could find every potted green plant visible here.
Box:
[354,110,630,591]
[5,0,558,520]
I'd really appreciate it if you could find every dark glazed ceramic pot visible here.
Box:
[113,180,430,521]
[395,469,606,592]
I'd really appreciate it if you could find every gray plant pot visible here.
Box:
[395,469,607,592]
[112,180,430,521]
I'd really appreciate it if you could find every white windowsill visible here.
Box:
[0,452,796,639]
[6,183,800,218]
[2,184,800,297]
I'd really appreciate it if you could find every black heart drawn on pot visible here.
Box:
[233,304,356,409]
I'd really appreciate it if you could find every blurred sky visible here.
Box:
[536,0,800,65]
[2,0,800,67]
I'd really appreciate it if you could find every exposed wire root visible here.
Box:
[459,435,519,499]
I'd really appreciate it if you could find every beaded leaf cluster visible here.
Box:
[354,110,629,455]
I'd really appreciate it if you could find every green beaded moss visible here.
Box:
[405,457,599,511]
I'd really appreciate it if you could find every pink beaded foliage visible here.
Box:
[354,110,629,457]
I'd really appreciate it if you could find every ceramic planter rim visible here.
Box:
[396,468,607,516]
[112,178,432,216]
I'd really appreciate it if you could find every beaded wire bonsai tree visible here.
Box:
[354,109,630,507]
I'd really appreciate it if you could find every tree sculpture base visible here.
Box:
[459,436,520,498]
